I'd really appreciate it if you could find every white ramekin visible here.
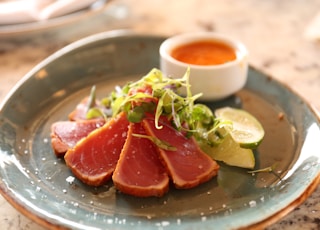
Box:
[159,32,249,101]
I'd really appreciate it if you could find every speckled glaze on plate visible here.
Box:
[0,31,320,230]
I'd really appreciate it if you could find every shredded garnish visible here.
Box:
[248,162,279,174]
[132,133,177,151]
[247,162,282,181]
[85,68,233,146]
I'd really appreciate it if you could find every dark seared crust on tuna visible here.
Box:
[143,116,219,189]
[50,119,105,157]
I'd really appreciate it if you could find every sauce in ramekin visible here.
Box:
[171,40,236,65]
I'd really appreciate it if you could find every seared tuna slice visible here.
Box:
[64,112,129,186]
[51,119,105,157]
[112,122,169,197]
[143,116,219,189]
[68,97,106,121]
[68,97,90,121]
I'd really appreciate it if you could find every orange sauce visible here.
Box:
[171,40,236,65]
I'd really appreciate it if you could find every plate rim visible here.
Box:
[0,31,320,230]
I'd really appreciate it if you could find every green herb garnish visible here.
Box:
[132,133,177,151]
[85,68,234,145]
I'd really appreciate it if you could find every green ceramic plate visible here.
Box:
[0,31,320,230]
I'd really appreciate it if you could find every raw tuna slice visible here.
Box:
[112,122,169,197]
[64,112,129,186]
[143,116,219,189]
[51,119,105,157]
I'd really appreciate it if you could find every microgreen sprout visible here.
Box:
[85,85,109,120]
[85,68,231,145]
[248,162,282,181]
[132,133,177,151]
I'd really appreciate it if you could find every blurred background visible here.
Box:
[0,0,320,229]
